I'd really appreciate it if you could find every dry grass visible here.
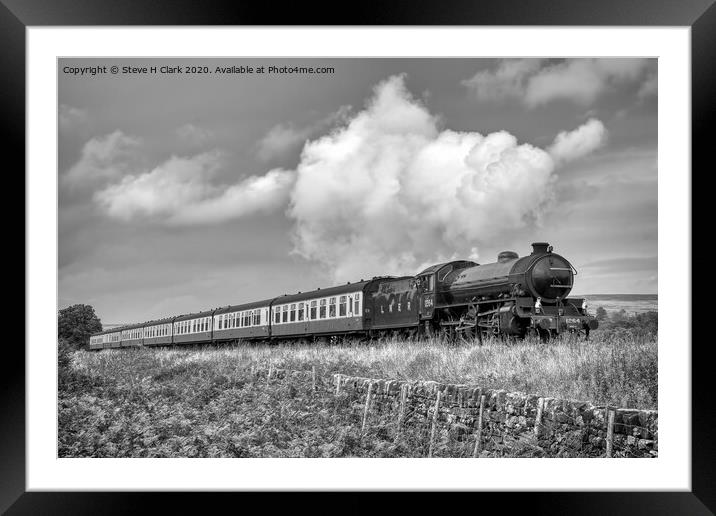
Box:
[72,332,657,409]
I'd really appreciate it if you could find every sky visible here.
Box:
[58,58,658,326]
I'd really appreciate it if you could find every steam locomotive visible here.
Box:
[89,242,598,349]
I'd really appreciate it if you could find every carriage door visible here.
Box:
[418,274,435,319]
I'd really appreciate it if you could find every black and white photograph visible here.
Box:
[57,57,658,460]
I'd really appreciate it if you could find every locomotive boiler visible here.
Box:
[415,242,598,341]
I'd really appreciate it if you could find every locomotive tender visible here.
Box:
[89,242,598,349]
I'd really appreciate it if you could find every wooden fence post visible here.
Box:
[428,390,442,457]
[362,382,375,432]
[267,365,273,386]
[606,408,616,458]
[472,394,486,457]
[311,365,316,392]
[534,397,545,438]
[334,374,342,395]
[394,383,410,443]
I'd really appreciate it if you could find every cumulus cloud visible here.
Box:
[62,130,142,189]
[257,105,351,162]
[286,75,600,281]
[464,58,653,107]
[170,168,295,225]
[94,151,294,225]
[548,118,607,164]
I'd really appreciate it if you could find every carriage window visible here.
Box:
[253,310,260,325]
[319,299,327,319]
[282,305,288,323]
[339,296,347,316]
[290,304,296,322]
[354,293,361,314]
[298,302,305,321]
[219,317,223,330]
[329,297,336,318]
[310,300,317,320]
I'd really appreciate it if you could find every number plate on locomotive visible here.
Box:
[565,318,581,324]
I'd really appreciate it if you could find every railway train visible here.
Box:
[89,242,598,350]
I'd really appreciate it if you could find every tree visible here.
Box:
[58,304,103,350]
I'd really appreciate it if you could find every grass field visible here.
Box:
[59,318,657,457]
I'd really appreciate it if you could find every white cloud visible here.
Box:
[256,105,351,162]
[464,58,653,108]
[93,151,294,225]
[286,75,601,281]
[548,118,607,164]
[62,130,142,189]
[169,168,295,225]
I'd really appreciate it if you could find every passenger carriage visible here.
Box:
[269,282,368,340]
[120,323,144,347]
[213,299,272,343]
[173,310,213,345]
[142,317,173,346]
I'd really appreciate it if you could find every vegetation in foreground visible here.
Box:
[59,312,657,457]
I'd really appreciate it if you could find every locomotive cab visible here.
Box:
[415,260,477,321]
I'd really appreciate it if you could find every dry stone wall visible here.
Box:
[254,367,657,458]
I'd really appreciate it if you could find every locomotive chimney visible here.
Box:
[531,242,550,254]
[498,251,519,263]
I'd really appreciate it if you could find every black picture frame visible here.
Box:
[5,0,710,513]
